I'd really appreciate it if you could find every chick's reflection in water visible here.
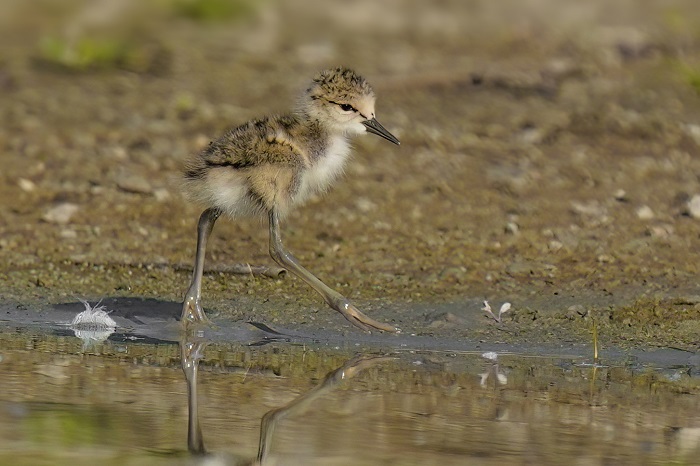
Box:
[179,340,391,464]
[181,341,207,455]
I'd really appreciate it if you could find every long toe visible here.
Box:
[341,303,397,333]
[347,316,372,333]
[361,316,398,333]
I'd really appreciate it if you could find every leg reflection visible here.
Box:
[181,340,208,455]
[180,341,392,464]
[256,354,392,463]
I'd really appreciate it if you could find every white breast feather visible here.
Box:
[295,135,351,204]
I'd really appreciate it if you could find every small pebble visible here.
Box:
[60,229,78,239]
[153,188,171,202]
[571,200,606,217]
[43,203,79,225]
[687,194,700,219]
[684,124,700,145]
[355,197,377,213]
[18,178,36,192]
[647,224,674,238]
[117,174,152,194]
[636,205,654,220]
[505,222,519,234]
[110,146,128,160]
[548,240,564,252]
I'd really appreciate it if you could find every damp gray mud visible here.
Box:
[2,1,700,464]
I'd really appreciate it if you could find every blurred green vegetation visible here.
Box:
[663,6,700,37]
[38,35,170,74]
[39,36,131,70]
[173,0,255,21]
[34,0,261,72]
[26,408,109,447]
[683,66,700,95]
[672,61,700,95]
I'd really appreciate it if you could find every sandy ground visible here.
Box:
[2,0,700,349]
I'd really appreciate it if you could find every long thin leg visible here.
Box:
[267,209,396,333]
[182,208,221,323]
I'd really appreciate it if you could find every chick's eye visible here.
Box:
[339,103,355,112]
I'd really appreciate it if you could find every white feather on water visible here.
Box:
[71,299,117,346]
[71,299,117,329]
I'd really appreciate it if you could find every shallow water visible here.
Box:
[0,300,699,466]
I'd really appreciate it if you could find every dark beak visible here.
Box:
[362,118,400,145]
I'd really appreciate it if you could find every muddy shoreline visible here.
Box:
[2,1,700,350]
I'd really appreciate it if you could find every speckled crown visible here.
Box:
[308,67,375,102]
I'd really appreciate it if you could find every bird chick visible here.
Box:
[180,67,400,332]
